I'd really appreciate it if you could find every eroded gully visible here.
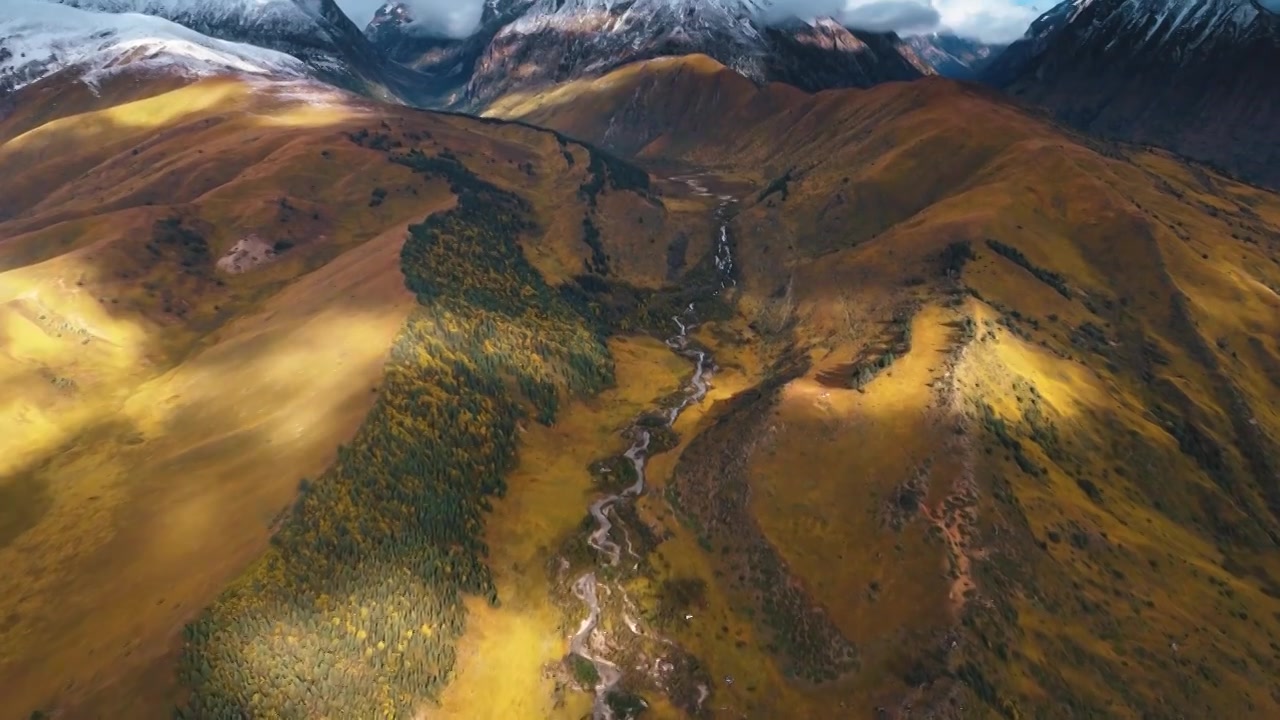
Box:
[567,173,736,718]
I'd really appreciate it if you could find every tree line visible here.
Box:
[178,147,614,718]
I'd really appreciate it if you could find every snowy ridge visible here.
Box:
[504,0,767,38]
[495,0,773,80]
[987,0,1276,86]
[1091,0,1263,50]
[1,0,307,94]
[1020,0,1266,48]
[48,0,388,85]
[52,0,331,35]
[470,0,909,98]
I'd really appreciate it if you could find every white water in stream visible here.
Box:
[567,175,736,719]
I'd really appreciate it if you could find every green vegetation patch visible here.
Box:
[178,151,613,718]
[581,216,610,276]
[985,239,1072,299]
[939,239,975,277]
[606,691,649,718]
[569,653,600,687]
[589,454,640,493]
[757,168,794,203]
[668,352,859,683]
[849,305,917,390]
[578,145,652,207]
[988,238,1070,297]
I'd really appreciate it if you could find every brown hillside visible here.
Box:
[0,73,711,719]
[497,54,1280,718]
[5,54,1280,720]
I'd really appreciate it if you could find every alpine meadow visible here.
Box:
[3,1,1280,719]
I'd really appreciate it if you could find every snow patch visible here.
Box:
[1,0,308,93]
[53,0,329,32]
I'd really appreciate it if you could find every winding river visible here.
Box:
[567,174,736,718]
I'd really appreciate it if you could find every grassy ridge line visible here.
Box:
[177,151,613,718]
[666,350,862,683]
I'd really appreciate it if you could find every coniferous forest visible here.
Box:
[176,150,614,718]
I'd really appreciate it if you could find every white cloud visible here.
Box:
[926,0,1039,43]
[333,0,1040,44]
[760,0,1039,44]
[840,1,942,34]
[833,0,1039,43]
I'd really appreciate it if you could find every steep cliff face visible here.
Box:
[984,0,1280,188]
[760,18,932,93]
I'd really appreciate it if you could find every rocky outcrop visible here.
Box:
[762,18,932,92]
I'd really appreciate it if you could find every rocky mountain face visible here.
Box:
[38,0,435,102]
[983,0,1280,188]
[905,33,1004,79]
[363,0,533,106]
[364,0,929,110]
[760,18,932,92]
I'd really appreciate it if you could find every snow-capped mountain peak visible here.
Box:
[1,0,307,94]
[1019,0,1268,46]
[51,0,333,30]
[5,0,446,104]
[1092,0,1262,49]
[503,0,767,35]
[439,0,928,107]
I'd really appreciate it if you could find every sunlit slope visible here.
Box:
[499,55,1280,717]
[0,73,698,719]
[484,54,803,159]
[714,83,1280,717]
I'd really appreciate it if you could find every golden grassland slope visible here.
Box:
[489,53,1280,716]
[6,53,1280,720]
[432,334,689,720]
[725,82,1280,718]
[0,73,706,719]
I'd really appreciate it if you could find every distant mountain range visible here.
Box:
[4,0,1279,188]
[2,0,437,102]
[362,0,933,109]
[3,0,941,108]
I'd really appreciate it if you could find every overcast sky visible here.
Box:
[334,0,1043,44]
[803,0,1041,42]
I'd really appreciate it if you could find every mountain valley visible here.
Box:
[3,1,1280,719]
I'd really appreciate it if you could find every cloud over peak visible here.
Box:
[334,0,1041,44]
